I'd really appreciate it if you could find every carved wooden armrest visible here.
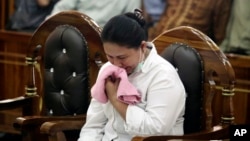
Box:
[39,116,86,141]
[40,119,85,135]
[131,125,230,141]
[14,114,86,131]
[0,95,39,110]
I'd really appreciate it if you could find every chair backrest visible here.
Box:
[43,25,89,115]
[153,26,235,133]
[25,11,107,116]
[161,43,204,133]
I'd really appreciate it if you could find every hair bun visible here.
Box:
[125,9,146,28]
[134,9,144,20]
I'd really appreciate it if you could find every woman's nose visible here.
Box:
[112,58,122,67]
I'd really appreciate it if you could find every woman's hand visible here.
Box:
[105,76,120,102]
[105,75,128,121]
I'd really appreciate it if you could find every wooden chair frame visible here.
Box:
[1,10,106,141]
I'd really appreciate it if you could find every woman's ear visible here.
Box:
[141,41,147,52]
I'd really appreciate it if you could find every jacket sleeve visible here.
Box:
[78,99,107,141]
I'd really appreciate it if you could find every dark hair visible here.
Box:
[101,9,148,49]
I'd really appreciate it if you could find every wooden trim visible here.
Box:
[0,30,32,43]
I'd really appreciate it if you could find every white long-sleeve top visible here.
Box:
[78,43,186,141]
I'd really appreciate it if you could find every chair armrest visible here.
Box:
[39,116,86,141]
[14,114,86,130]
[131,125,230,141]
[0,95,39,110]
[13,114,85,141]
[40,118,85,135]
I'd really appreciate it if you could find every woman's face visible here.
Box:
[103,42,143,74]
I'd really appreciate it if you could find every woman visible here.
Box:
[78,9,186,141]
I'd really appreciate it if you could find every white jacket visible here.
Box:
[78,43,186,141]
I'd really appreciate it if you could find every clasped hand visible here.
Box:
[105,75,120,102]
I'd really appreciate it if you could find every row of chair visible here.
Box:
[0,10,235,141]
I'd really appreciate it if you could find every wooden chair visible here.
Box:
[132,26,235,140]
[38,26,235,141]
[1,10,106,141]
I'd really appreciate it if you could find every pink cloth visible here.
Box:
[91,64,141,105]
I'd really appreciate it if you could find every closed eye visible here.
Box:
[117,56,127,60]
[106,55,113,59]
[106,54,127,60]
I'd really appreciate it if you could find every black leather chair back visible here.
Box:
[160,43,204,134]
[43,25,89,116]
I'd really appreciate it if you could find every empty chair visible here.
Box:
[1,10,106,141]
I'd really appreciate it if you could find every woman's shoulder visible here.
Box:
[146,54,177,76]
